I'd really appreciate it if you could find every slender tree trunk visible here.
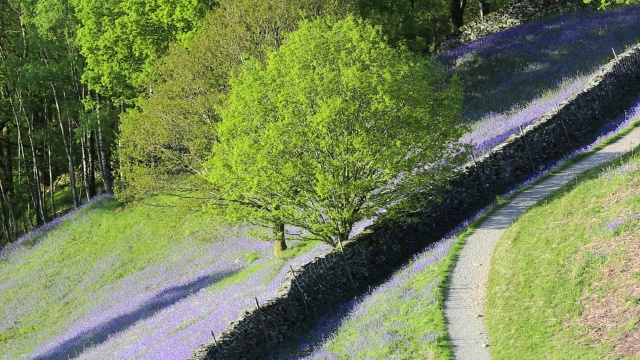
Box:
[51,84,79,208]
[0,200,7,247]
[337,233,356,291]
[1,122,12,195]
[87,130,96,197]
[40,142,48,221]
[46,115,55,217]
[8,93,29,232]
[450,0,468,30]
[11,96,35,230]
[80,132,87,199]
[273,222,286,256]
[479,0,490,17]
[0,196,8,247]
[13,120,28,233]
[17,127,35,229]
[0,176,18,241]
[25,111,45,225]
[96,102,113,194]
[81,130,96,200]
[19,16,27,59]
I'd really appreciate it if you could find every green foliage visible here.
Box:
[116,0,353,201]
[207,16,468,245]
[584,0,640,9]
[354,0,450,52]
[72,0,211,101]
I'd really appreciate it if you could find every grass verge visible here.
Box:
[486,147,640,359]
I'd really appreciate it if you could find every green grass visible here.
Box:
[0,196,209,354]
[295,191,510,359]
[307,117,640,359]
[0,193,323,359]
[486,149,640,359]
[321,256,452,359]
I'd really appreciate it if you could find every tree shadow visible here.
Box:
[438,5,640,121]
[33,269,239,360]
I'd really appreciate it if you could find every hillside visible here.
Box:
[440,4,640,155]
[487,149,640,359]
[0,196,330,359]
[2,3,640,360]
[264,5,640,359]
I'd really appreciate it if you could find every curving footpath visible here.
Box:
[444,124,640,359]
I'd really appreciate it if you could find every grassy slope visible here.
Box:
[486,150,640,359]
[297,4,640,359]
[3,5,640,360]
[0,195,327,359]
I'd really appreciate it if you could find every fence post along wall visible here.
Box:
[189,44,640,360]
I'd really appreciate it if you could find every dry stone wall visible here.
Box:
[437,0,589,51]
[189,45,640,360]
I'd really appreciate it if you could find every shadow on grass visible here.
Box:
[33,269,239,360]
[438,5,640,120]
[266,298,360,359]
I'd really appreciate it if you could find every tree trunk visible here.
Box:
[0,175,18,241]
[47,120,55,217]
[16,125,35,229]
[273,222,286,256]
[0,197,8,247]
[81,130,96,200]
[25,111,45,225]
[479,0,490,17]
[337,233,356,291]
[1,121,12,195]
[451,0,468,30]
[96,98,113,194]
[51,84,79,208]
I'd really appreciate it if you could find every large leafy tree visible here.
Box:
[116,0,496,204]
[72,0,211,195]
[207,16,468,254]
[116,0,353,201]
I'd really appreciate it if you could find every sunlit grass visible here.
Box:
[486,150,640,359]
[295,5,640,358]
[439,4,640,156]
[0,194,328,359]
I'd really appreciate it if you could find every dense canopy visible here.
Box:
[207,16,468,246]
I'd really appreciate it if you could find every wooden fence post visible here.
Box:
[289,265,310,316]
[254,298,272,356]
[210,331,220,360]
[519,125,536,173]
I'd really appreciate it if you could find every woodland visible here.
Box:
[0,0,514,248]
[2,0,640,359]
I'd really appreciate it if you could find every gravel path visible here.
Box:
[444,125,640,360]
